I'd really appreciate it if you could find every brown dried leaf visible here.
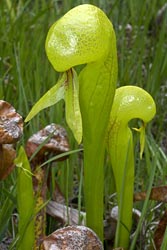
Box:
[0,100,23,144]
[50,181,65,204]
[33,168,47,249]
[46,201,86,226]
[26,124,70,247]
[41,226,103,250]
[134,186,167,203]
[26,123,70,164]
[154,209,167,250]
[0,144,16,180]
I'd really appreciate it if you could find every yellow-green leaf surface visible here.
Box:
[133,123,146,159]
[45,4,118,240]
[65,69,82,144]
[15,146,35,250]
[107,86,156,248]
[25,72,66,122]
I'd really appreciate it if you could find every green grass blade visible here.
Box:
[0,187,15,240]
[130,153,157,250]
[40,148,83,167]
[14,146,35,250]
[160,227,167,250]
